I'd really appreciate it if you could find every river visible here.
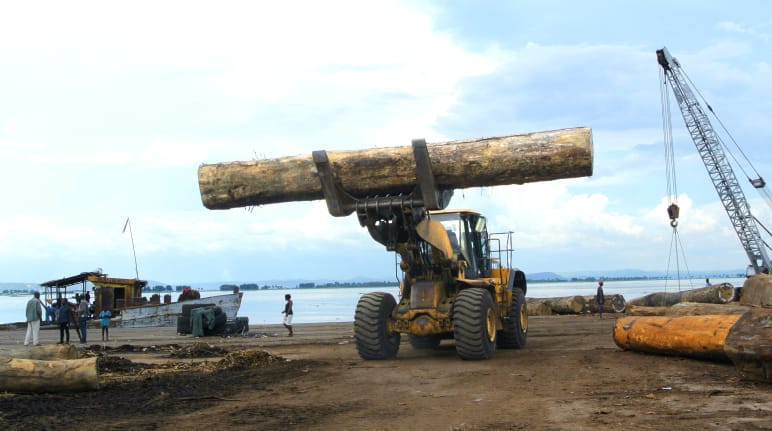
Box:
[0,277,748,325]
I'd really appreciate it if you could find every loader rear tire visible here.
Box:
[354,292,400,360]
[408,334,442,350]
[497,288,527,349]
[453,288,496,360]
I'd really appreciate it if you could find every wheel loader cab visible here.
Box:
[427,210,491,279]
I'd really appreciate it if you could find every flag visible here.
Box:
[122,217,130,234]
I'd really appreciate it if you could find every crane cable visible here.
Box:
[660,66,695,292]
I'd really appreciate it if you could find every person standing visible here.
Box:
[78,296,90,344]
[282,294,293,337]
[595,280,605,320]
[24,291,43,346]
[705,278,711,287]
[57,298,73,344]
[99,308,112,341]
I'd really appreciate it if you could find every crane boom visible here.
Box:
[657,47,771,274]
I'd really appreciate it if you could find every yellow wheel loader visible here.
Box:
[314,140,527,360]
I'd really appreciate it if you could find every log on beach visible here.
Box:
[0,357,99,393]
[527,296,587,315]
[583,294,626,313]
[0,344,78,360]
[613,314,742,362]
[198,127,593,210]
[626,283,735,307]
[627,302,752,317]
[526,302,553,316]
[614,308,772,382]
[740,273,772,307]
[724,308,772,383]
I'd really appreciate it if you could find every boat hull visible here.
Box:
[110,293,242,328]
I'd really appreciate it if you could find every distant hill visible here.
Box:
[527,272,567,281]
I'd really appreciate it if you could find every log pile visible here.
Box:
[626,283,735,307]
[613,308,772,383]
[0,346,99,393]
[583,294,626,313]
[527,296,587,315]
[198,127,593,210]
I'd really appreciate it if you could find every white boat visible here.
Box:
[41,271,242,328]
[110,292,243,328]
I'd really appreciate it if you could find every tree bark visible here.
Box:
[740,273,772,307]
[0,344,78,360]
[198,127,593,210]
[627,302,752,317]
[527,296,587,314]
[0,357,98,393]
[626,283,736,307]
[724,308,772,383]
[582,294,626,313]
[613,314,741,362]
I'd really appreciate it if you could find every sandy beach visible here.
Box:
[0,315,770,430]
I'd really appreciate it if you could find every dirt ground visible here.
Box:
[0,314,770,431]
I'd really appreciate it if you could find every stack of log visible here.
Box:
[626,283,735,308]
[0,345,99,393]
[613,308,771,383]
[527,296,586,316]
[527,294,626,316]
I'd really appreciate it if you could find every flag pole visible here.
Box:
[123,217,140,279]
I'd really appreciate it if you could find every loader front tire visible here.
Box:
[497,288,527,349]
[354,292,400,360]
[453,288,496,360]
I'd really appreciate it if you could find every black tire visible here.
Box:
[497,288,527,349]
[453,288,496,360]
[177,315,191,334]
[408,334,442,350]
[354,292,400,360]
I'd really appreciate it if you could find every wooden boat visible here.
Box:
[39,271,242,328]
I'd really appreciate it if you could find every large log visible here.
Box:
[0,357,98,393]
[613,314,742,362]
[527,296,587,314]
[723,308,772,383]
[582,294,626,313]
[198,127,593,210]
[0,344,78,360]
[614,309,772,383]
[740,273,772,307]
[627,302,752,317]
[626,283,735,307]
[526,302,553,316]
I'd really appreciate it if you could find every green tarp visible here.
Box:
[190,307,217,337]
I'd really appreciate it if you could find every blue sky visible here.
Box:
[1,1,770,284]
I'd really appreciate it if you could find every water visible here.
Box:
[0,277,748,325]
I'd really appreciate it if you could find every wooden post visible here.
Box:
[198,127,593,210]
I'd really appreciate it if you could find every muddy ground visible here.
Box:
[0,315,769,431]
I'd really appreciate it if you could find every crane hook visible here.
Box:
[667,203,680,228]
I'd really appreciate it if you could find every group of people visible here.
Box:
[24,291,113,347]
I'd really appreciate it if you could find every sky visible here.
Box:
[1,1,771,285]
